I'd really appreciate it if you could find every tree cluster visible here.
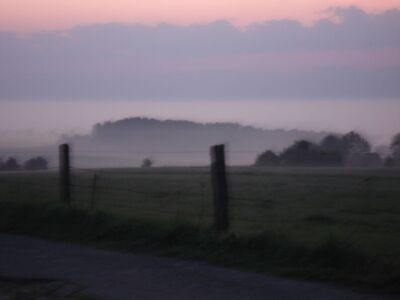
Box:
[0,156,48,171]
[386,133,400,167]
[255,131,400,167]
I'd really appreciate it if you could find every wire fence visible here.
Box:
[1,146,400,262]
[70,165,213,226]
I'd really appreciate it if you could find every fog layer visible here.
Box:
[0,99,399,148]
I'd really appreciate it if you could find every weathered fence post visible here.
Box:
[90,174,98,211]
[59,144,71,205]
[210,144,229,233]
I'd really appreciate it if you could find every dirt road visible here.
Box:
[0,234,394,300]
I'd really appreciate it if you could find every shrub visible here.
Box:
[141,158,153,168]
[254,150,280,166]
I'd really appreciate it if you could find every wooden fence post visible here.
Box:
[210,144,229,233]
[90,174,98,211]
[59,144,71,205]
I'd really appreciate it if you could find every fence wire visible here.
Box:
[1,148,400,261]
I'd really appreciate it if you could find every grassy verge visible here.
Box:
[0,199,399,294]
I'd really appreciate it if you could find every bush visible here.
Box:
[254,150,280,166]
[141,158,153,168]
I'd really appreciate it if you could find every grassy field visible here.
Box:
[1,166,400,291]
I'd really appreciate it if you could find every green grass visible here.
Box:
[0,167,400,292]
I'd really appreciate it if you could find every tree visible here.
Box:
[141,158,153,168]
[254,150,280,166]
[389,133,400,166]
[320,134,343,152]
[23,156,48,170]
[280,139,345,166]
[2,157,20,171]
[384,156,395,167]
[390,133,400,157]
[280,140,320,165]
[319,134,344,165]
[341,131,371,155]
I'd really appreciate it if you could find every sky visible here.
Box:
[1,0,399,32]
[0,1,400,147]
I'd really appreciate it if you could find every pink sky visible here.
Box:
[1,0,399,33]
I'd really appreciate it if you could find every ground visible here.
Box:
[0,234,396,300]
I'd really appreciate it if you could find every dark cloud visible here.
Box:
[0,6,399,100]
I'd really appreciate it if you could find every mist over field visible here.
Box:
[0,6,399,166]
[1,98,400,144]
[2,2,400,297]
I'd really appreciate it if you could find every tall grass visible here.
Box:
[0,199,399,293]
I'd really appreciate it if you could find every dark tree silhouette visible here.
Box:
[23,156,48,170]
[254,150,280,166]
[384,156,396,167]
[280,140,320,165]
[278,139,345,166]
[341,131,371,155]
[320,134,343,152]
[389,133,400,166]
[141,158,153,168]
[390,133,400,156]
[2,157,20,171]
[319,134,344,165]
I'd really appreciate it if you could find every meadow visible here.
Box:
[1,166,400,291]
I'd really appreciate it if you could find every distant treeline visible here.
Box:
[255,132,400,167]
[0,156,48,171]
[65,117,326,152]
